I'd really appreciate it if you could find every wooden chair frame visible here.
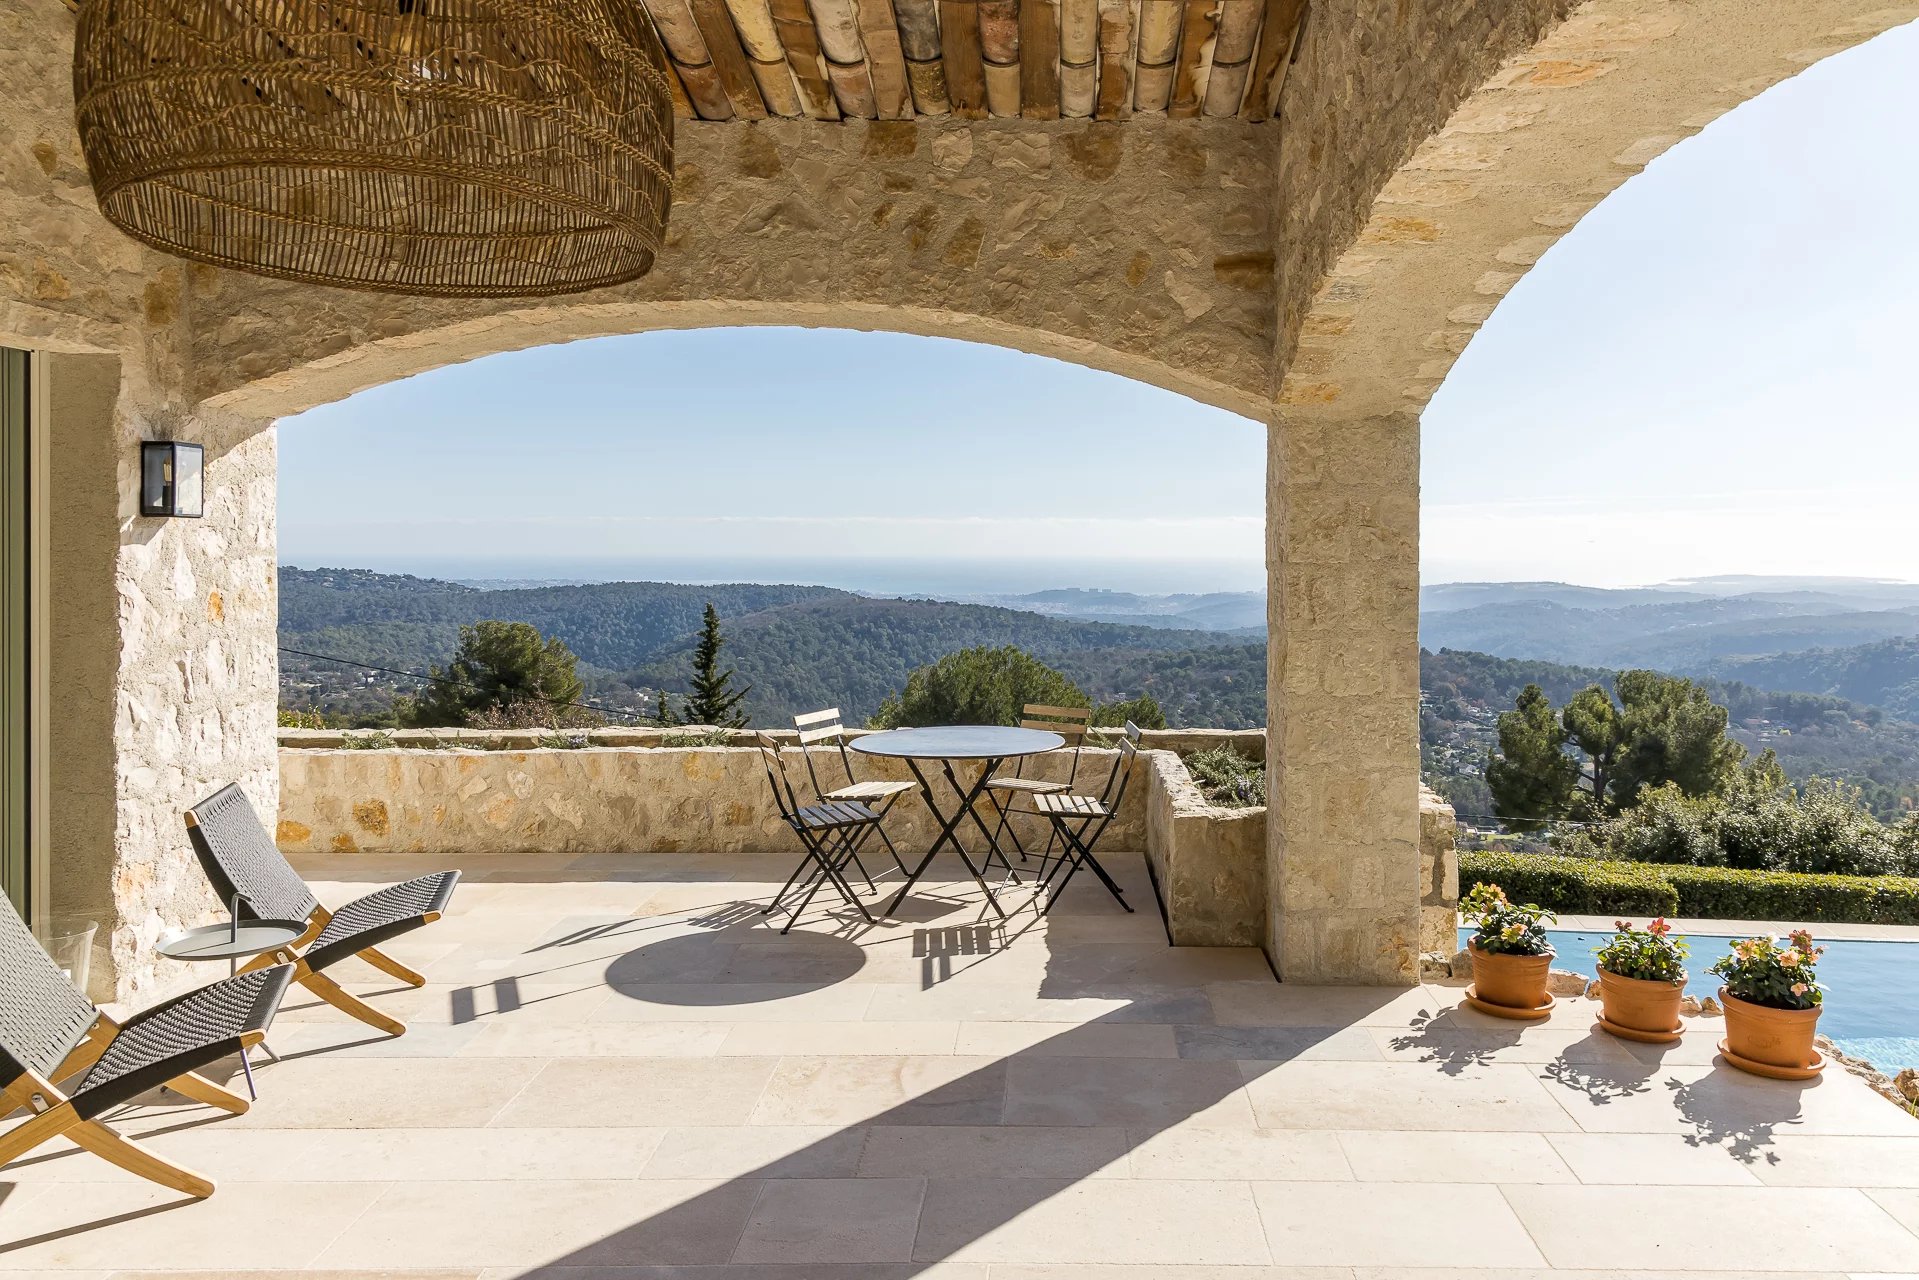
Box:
[0,1012,258,1198]
[230,903,431,1038]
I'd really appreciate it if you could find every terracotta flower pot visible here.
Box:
[1719,987,1822,1074]
[1468,941,1553,1013]
[1596,968,1685,1043]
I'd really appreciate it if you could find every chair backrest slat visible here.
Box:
[0,892,102,1088]
[793,709,861,798]
[796,723,844,745]
[754,732,805,820]
[1016,702,1092,782]
[1099,721,1144,811]
[184,783,322,925]
[792,708,842,728]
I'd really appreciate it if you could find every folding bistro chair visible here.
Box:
[184,783,460,1037]
[984,704,1092,863]
[792,708,915,878]
[754,732,881,933]
[1031,720,1142,914]
[0,893,291,1198]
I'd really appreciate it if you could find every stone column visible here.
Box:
[44,349,279,1003]
[1264,407,1422,985]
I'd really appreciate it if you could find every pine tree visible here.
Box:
[1485,684,1579,830]
[654,688,677,727]
[683,603,749,727]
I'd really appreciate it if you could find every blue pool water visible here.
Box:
[1460,927,1919,1073]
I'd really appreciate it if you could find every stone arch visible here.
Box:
[1280,0,1919,423]
[203,296,1271,425]
[187,117,1281,425]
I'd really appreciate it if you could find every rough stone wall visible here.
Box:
[1280,0,1918,419]
[191,118,1279,422]
[5,0,280,1001]
[1270,0,1574,369]
[277,744,1145,863]
[1142,750,1266,948]
[1419,787,1461,957]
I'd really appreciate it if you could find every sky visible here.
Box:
[280,20,1919,594]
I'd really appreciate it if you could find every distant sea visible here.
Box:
[286,555,1267,597]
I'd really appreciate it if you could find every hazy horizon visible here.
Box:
[281,556,1919,600]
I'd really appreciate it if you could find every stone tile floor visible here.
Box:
[5,850,1919,1278]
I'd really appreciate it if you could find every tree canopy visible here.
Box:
[402,620,587,728]
[1486,671,1746,826]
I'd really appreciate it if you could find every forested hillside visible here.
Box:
[1422,649,1919,821]
[278,570,1919,815]
[1706,635,1919,721]
[621,596,1253,724]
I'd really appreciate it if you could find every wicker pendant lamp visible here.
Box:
[72,0,674,298]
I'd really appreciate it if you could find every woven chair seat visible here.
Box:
[305,871,463,974]
[793,801,881,831]
[1032,793,1110,818]
[985,776,1072,795]
[72,966,290,1120]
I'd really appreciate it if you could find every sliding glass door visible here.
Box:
[1,348,28,916]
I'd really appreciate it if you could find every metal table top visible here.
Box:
[850,725,1066,760]
[158,919,307,962]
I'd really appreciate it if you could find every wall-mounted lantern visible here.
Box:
[140,441,203,518]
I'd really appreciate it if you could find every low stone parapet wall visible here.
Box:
[275,733,1452,956]
[277,741,1147,860]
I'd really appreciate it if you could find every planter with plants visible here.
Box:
[1709,929,1827,1079]
[1593,918,1689,1043]
[1461,883,1557,1020]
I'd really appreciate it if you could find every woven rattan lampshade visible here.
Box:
[72,0,674,298]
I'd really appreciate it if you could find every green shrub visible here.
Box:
[1460,852,1678,916]
[1459,851,1919,924]
[1184,746,1265,808]
[1661,864,1919,925]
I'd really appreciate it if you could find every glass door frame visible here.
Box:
[1,347,49,930]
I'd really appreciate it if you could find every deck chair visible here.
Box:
[985,704,1092,863]
[792,708,914,878]
[754,733,880,934]
[0,893,291,1198]
[1032,720,1142,915]
[184,783,460,1037]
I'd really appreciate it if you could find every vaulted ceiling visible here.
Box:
[644,0,1308,122]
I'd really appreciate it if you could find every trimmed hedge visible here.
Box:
[1459,852,1677,916]
[1460,851,1919,925]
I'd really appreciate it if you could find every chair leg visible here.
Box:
[69,1119,215,1198]
[162,1069,251,1116]
[0,1099,80,1166]
[356,945,427,988]
[299,967,407,1037]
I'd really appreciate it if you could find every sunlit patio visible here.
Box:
[5,850,1918,1277]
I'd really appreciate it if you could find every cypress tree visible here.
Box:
[683,603,750,727]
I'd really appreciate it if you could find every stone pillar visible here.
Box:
[1264,408,1422,985]
[1419,787,1460,960]
[44,350,279,1003]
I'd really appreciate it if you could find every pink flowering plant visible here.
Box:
[1707,929,1825,1010]
[1461,882,1556,957]
[1595,918,1689,985]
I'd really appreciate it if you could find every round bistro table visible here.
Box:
[850,725,1065,918]
[157,916,306,1099]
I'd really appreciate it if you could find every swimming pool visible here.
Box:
[1458,926,1919,1073]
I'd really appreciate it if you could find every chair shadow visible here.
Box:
[0,1198,198,1253]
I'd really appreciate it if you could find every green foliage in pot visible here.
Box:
[1595,917,1688,984]
[1708,929,1825,1010]
[1461,882,1556,957]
